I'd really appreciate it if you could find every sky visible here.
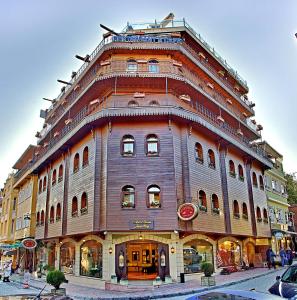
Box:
[0,0,297,187]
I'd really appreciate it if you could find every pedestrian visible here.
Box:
[3,261,12,282]
[280,247,287,267]
[286,247,293,265]
[23,269,31,289]
[266,247,276,270]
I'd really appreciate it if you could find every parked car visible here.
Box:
[183,248,202,273]
[269,265,297,299]
[186,288,282,299]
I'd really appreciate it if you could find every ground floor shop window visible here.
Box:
[60,242,75,274]
[80,240,102,278]
[217,241,241,267]
[183,239,213,273]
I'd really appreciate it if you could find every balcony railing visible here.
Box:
[122,18,248,90]
[16,99,269,183]
[43,59,257,143]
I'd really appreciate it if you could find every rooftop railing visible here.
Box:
[123,18,248,89]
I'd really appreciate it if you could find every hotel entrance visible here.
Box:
[115,240,169,281]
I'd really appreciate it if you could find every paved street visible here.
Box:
[163,268,285,300]
[0,280,40,297]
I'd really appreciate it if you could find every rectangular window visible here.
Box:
[147,142,158,154]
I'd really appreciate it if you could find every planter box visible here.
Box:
[201,276,216,286]
[51,288,66,296]
[153,279,162,286]
[120,279,128,286]
[165,276,172,284]
[111,275,118,284]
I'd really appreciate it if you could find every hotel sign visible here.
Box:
[112,35,183,44]
[177,203,198,221]
[129,219,154,230]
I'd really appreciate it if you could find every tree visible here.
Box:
[285,173,297,205]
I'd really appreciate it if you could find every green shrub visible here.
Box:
[46,270,68,290]
[201,262,214,277]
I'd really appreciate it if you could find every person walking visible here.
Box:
[286,247,293,265]
[3,261,12,282]
[266,247,276,270]
[280,247,287,267]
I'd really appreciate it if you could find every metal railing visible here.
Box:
[123,18,248,89]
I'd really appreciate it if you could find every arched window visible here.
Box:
[43,177,47,192]
[148,59,159,73]
[211,194,219,214]
[80,240,102,278]
[122,135,135,156]
[259,175,264,190]
[40,210,45,226]
[50,206,55,223]
[127,59,137,72]
[146,134,159,155]
[72,197,78,217]
[81,192,88,215]
[83,147,89,167]
[252,172,258,187]
[208,149,216,169]
[73,153,80,173]
[121,185,135,208]
[256,206,262,222]
[58,164,63,182]
[242,203,248,220]
[36,212,40,226]
[128,100,139,107]
[38,179,42,194]
[60,242,75,274]
[233,200,240,218]
[195,143,203,163]
[52,169,57,186]
[263,208,268,223]
[229,160,236,177]
[147,185,161,208]
[56,203,61,221]
[198,190,207,211]
[238,164,244,181]
[149,100,159,106]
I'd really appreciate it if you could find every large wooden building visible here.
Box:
[12,15,274,286]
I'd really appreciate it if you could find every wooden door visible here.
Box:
[115,242,127,280]
[158,243,169,280]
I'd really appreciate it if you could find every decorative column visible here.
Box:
[55,243,60,270]
[62,150,70,236]
[245,159,257,236]
[75,243,80,276]
[219,144,231,234]
[168,233,178,281]
[44,166,52,238]
[93,130,101,231]
[102,233,114,280]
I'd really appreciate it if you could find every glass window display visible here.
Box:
[183,239,213,273]
[80,240,102,278]
[217,241,241,267]
[60,242,75,274]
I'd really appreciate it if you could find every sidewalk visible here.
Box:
[11,267,282,300]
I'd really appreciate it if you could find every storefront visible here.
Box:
[60,242,75,274]
[271,230,294,254]
[217,240,241,267]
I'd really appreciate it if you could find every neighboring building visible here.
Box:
[13,145,38,270]
[0,173,18,266]
[9,15,273,285]
[258,141,293,254]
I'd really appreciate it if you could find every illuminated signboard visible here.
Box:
[112,35,183,44]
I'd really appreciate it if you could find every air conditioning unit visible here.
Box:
[179,94,191,102]
[217,115,225,123]
[133,92,145,98]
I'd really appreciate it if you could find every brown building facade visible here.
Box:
[13,16,273,286]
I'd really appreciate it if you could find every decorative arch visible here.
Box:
[181,234,216,247]
[113,234,171,245]
[77,234,105,247]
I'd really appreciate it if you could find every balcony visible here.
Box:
[40,59,259,145]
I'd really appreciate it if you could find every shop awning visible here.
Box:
[3,249,17,256]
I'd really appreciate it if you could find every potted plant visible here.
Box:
[201,262,215,286]
[153,275,162,286]
[212,207,220,215]
[199,205,207,212]
[46,270,68,295]
[119,275,128,285]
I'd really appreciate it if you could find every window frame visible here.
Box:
[207,149,216,169]
[211,194,220,214]
[72,196,78,217]
[56,203,61,221]
[127,59,138,72]
[121,135,135,156]
[81,192,88,215]
[58,164,63,182]
[238,164,244,181]
[73,153,80,173]
[259,175,264,190]
[52,169,57,186]
[121,185,136,209]
[82,146,89,167]
[50,206,55,223]
[229,160,236,178]
[148,59,159,73]
[233,200,240,219]
[145,134,160,156]
[147,185,161,209]
[252,172,258,187]
[198,190,207,212]
[256,206,262,222]
[195,143,203,164]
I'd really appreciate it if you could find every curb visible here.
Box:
[11,268,281,300]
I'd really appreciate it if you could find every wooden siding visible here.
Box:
[226,150,253,236]
[188,130,225,234]
[67,133,95,235]
[106,121,178,231]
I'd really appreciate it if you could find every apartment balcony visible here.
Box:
[40,59,259,146]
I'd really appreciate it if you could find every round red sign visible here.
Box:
[177,203,198,221]
[22,238,37,249]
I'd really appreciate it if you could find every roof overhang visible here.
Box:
[13,145,36,170]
